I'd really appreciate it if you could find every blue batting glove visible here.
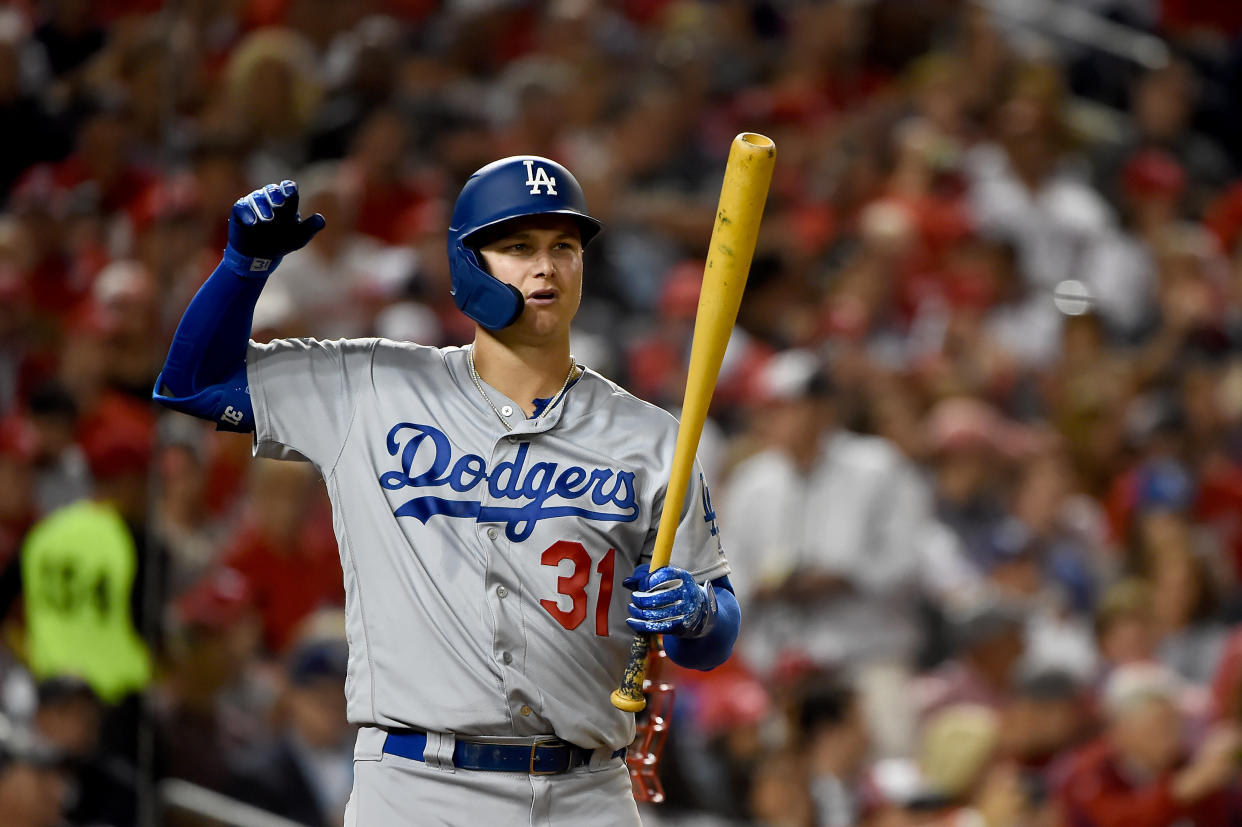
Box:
[226,180,325,274]
[624,563,718,639]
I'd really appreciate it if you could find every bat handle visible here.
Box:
[610,632,652,711]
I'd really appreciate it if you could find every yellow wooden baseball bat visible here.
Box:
[611,133,776,712]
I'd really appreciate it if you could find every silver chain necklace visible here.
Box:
[467,345,578,432]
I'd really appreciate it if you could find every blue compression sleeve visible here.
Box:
[664,576,740,671]
[152,247,277,432]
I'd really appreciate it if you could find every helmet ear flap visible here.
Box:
[450,244,524,330]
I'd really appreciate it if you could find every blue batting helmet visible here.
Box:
[448,156,602,330]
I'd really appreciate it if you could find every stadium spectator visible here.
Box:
[220,459,342,654]
[1059,662,1240,827]
[20,424,154,705]
[799,679,870,827]
[32,676,136,827]
[999,668,1092,781]
[152,435,221,597]
[1094,578,1162,676]
[722,349,930,754]
[916,602,1027,721]
[25,381,89,515]
[924,397,1013,566]
[226,635,353,827]
[0,711,70,827]
[1092,61,1233,214]
[152,567,264,793]
[965,67,1114,311]
[747,747,814,827]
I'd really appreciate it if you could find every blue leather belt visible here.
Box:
[383,731,626,776]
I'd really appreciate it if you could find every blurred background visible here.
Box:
[2,0,1242,825]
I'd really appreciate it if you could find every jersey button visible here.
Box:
[487,528,499,541]
[519,705,532,717]
[496,585,508,598]
[501,405,514,417]
[502,652,513,665]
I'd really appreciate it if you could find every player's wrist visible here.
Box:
[681,580,718,639]
[222,244,282,279]
[223,181,325,277]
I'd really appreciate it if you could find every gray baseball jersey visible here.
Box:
[246,338,729,751]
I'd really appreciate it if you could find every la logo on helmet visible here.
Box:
[523,160,557,195]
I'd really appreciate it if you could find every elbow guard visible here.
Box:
[152,362,255,432]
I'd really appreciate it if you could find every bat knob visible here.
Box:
[611,688,647,712]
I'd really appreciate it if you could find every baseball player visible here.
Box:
[153,158,741,825]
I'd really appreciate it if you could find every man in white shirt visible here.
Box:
[721,350,933,755]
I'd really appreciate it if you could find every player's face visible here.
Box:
[476,215,583,342]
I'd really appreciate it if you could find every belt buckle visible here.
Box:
[529,738,567,775]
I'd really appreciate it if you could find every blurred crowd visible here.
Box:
[2,0,1242,825]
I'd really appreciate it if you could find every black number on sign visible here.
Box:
[37,556,109,616]
[93,572,109,615]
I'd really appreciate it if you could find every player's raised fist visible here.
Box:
[228,180,326,262]
[624,564,718,639]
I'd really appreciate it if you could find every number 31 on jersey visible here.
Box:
[539,541,615,637]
